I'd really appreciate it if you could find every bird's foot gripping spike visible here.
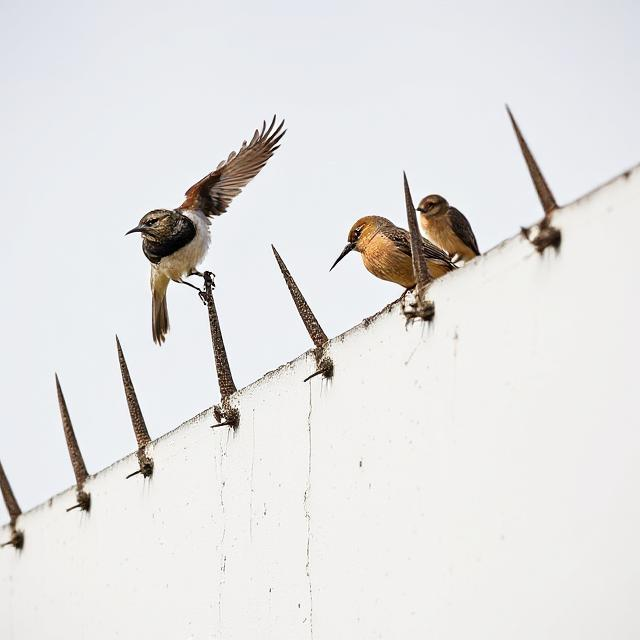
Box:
[200,271,216,305]
[178,277,207,301]
[203,271,216,290]
[210,404,240,429]
[402,171,434,322]
[1,529,24,550]
[304,354,334,383]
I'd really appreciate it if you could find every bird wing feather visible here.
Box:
[385,226,456,267]
[448,207,480,256]
[179,116,286,217]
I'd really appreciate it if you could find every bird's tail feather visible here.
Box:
[151,270,170,345]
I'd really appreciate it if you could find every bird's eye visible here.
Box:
[146,219,157,226]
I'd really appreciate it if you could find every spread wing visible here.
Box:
[448,207,480,256]
[386,226,456,269]
[179,116,286,217]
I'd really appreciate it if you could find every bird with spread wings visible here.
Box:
[126,116,286,344]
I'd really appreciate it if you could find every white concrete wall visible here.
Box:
[1,167,639,639]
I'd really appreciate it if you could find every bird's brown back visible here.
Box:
[421,207,479,261]
[360,222,454,287]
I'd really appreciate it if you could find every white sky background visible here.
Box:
[0,0,638,515]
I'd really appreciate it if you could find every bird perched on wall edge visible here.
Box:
[330,215,456,287]
[416,195,479,262]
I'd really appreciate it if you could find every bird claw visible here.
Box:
[199,271,216,305]
[203,271,216,289]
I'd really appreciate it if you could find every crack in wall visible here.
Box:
[249,410,256,543]
[217,428,231,639]
[304,386,314,639]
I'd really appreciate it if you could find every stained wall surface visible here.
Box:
[1,167,639,639]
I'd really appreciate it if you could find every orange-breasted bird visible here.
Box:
[126,116,285,344]
[330,215,455,287]
[416,195,479,262]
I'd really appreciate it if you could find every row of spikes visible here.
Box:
[0,106,560,549]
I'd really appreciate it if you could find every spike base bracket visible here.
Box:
[1,529,24,550]
[66,490,91,513]
[211,404,240,429]
[521,223,562,253]
[402,289,436,322]
[304,350,334,383]
[126,449,154,479]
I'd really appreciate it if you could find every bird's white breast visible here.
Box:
[156,209,211,281]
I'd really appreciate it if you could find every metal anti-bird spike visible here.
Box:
[403,172,431,293]
[0,459,24,549]
[505,105,558,218]
[55,374,89,487]
[0,460,21,526]
[203,272,237,400]
[271,245,328,349]
[55,375,91,512]
[271,246,333,382]
[202,273,241,428]
[116,336,154,478]
[403,172,434,319]
[116,336,151,448]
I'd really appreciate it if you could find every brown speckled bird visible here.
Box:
[330,215,455,287]
[416,195,479,263]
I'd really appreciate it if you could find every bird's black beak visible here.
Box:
[330,242,355,271]
[125,225,145,236]
[416,207,424,213]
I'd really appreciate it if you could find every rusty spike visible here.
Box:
[505,105,558,218]
[115,336,151,448]
[55,374,89,488]
[403,172,432,303]
[271,245,328,349]
[0,459,21,528]
[203,272,237,400]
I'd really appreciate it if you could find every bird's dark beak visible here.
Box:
[330,242,355,271]
[125,225,145,236]
[416,207,424,213]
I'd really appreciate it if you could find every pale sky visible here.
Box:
[1,0,638,516]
